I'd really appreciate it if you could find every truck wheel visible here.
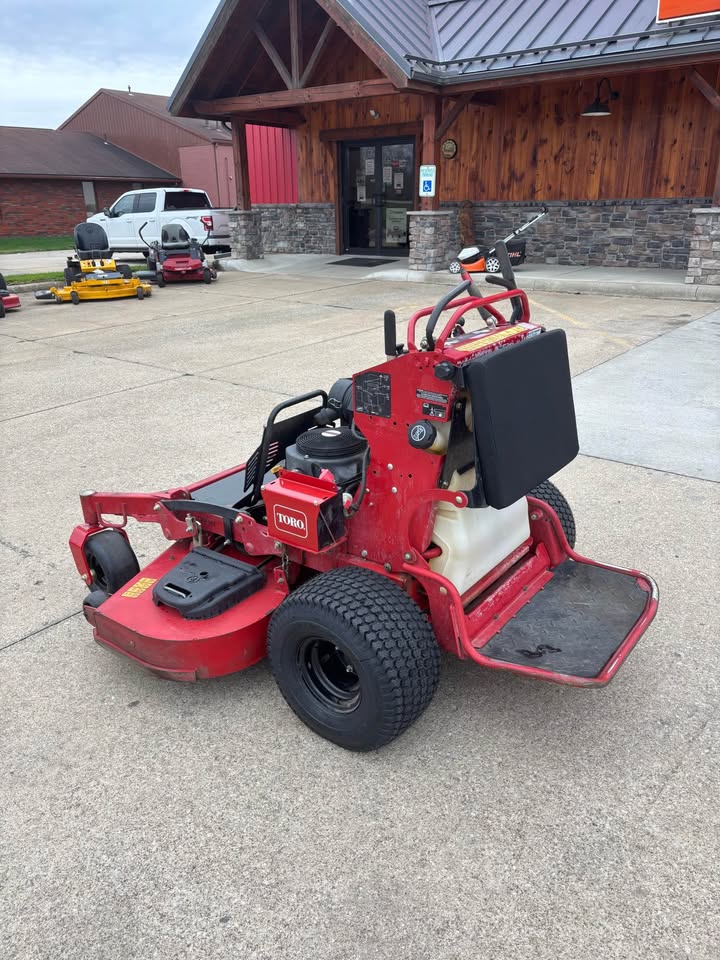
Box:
[529,480,576,548]
[268,567,440,751]
[83,530,140,604]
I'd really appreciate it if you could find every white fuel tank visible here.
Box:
[429,468,530,596]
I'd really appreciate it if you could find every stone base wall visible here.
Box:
[440,199,711,270]
[229,209,263,260]
[408,211,459,272]
[686,208,720,285]
[256,203,336,254]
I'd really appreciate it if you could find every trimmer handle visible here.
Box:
[485,242,524,323]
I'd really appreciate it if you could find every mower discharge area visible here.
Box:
[34,222,152,305]
[69,242,658,751]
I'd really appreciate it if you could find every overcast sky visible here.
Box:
[0,1,217,128]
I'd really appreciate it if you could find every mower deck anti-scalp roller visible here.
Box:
[69,239,658,752]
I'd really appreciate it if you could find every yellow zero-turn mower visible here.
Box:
[35,223,152,305]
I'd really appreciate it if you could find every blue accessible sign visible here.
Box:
[419,164,437,198]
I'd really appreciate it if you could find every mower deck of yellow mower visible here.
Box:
[39,258,152,304]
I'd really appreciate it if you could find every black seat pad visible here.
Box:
[464,328,579,509]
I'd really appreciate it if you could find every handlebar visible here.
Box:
[138,222,149,249]
[425,279,471,349]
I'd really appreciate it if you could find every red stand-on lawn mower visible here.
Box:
[0,273,22,317]
[138,221,216,286]
[69,245,658,751]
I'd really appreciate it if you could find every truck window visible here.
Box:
[112,194,136,215]
[136,192,157,213]
[163,191,211,211]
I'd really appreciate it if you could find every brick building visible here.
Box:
[0,127,177,237]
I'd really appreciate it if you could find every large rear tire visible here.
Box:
[529,480,576,548]
[268,567,440,751]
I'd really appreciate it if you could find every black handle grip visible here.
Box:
[384,309,397,358]
[426,279,471,349]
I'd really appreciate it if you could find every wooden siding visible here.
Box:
[296,51,720,203]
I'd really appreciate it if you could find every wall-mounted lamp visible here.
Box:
[581,78,619,117]
[369,109,380,119]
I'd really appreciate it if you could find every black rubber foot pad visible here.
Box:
[481,560,648,678]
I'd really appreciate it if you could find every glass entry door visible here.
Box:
[341,138,415,256]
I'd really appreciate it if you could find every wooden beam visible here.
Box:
[714,143,720,205]
[300,19,335,88]
[254,20,293,90]
[194,78,398,114]
[230,110,306,127]
[320,121,421,142]
[421,94,442,211]
[231,118,251,210]
[688,68,720,112]
[289,0,302,88]
[313,0,411,88]
[434,92,473,142]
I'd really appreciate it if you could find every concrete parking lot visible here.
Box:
[2,270,718,960]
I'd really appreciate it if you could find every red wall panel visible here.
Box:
[247,126,298,204]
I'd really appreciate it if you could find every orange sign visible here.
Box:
[657,0,720,20]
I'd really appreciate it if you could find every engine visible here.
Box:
[284,425,367,493]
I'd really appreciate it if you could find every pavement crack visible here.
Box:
[1,373,186,424]
[0,536,32,559]
[0,610,82,653]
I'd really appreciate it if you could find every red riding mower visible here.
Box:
[0,273,22,317]
[69,244,657,751]
[138,221,216,286]
[449,205,549,275]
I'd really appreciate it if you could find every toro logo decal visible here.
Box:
[273,504,309,539]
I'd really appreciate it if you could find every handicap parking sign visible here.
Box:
[419,164,436,198]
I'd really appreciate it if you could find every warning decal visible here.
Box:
[122,577,157,599]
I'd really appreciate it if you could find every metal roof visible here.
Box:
[0,128,177,180]
[338,0,720,80]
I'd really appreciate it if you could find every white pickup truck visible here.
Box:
[88,187,232,254]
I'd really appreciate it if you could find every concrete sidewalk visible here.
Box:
[4,248,717,301]
[221,253,720,301]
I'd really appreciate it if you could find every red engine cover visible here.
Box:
[262,470,344,552]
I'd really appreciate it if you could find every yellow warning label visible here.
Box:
[454,327,521,353]
[122,577,157,599]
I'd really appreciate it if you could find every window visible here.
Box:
[136,192,157,213]
[81,181,97,215]
[163,190,211,211]
[112,194,136,216]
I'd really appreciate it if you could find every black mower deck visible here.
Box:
[480,560,648,678]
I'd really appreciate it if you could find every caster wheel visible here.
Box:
[202,267,212,284]
[70,290,80,305]
[157,275,165,288]
[136,287,145,300]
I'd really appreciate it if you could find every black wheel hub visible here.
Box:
[298,637,361,712]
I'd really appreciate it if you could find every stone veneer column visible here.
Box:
[229,209,263,260]
[407,210,457,272]
[686,207,720,285]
